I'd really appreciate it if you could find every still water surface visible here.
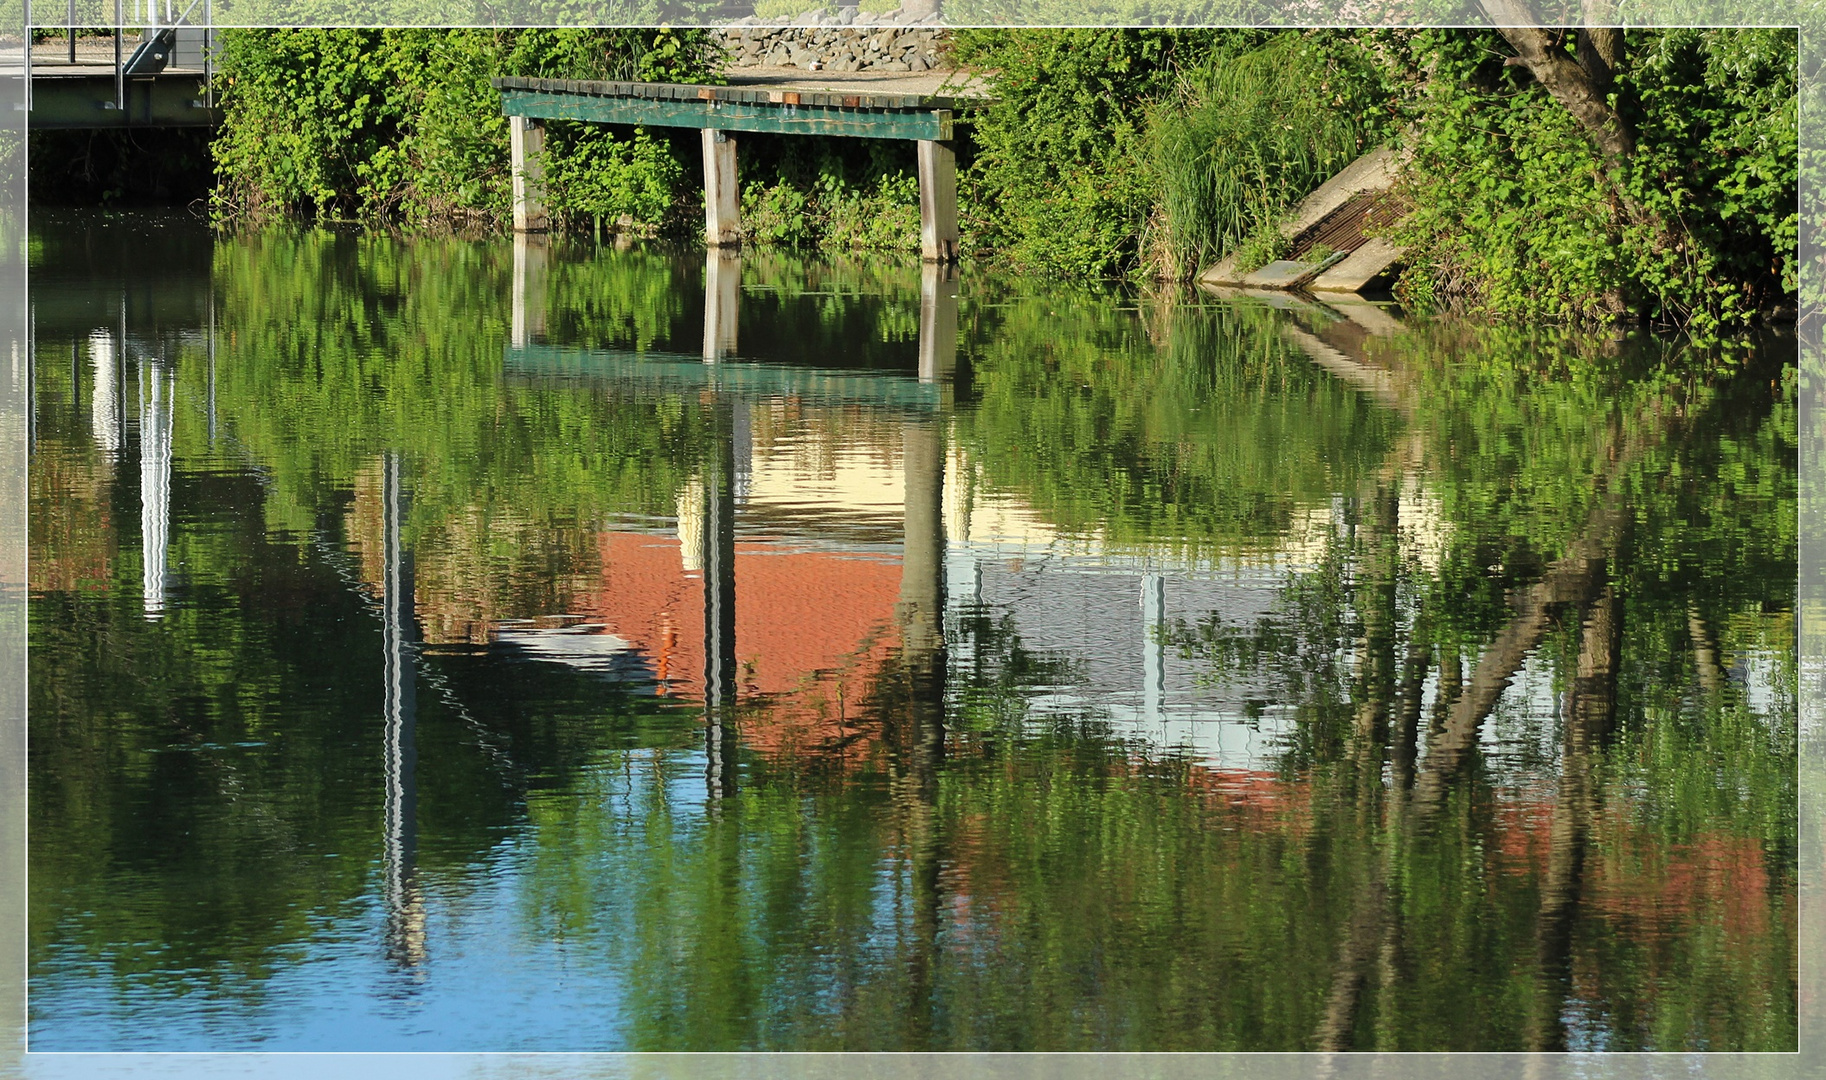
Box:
[25,211,1797,1052]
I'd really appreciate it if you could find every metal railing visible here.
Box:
[27,0,213,112]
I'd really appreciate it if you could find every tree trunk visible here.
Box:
[1480,0,1636,166]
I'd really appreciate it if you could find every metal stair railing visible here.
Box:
[29,0,214,112]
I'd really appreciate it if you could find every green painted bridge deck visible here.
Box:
[494,75,985,141]
[494,74,987,261]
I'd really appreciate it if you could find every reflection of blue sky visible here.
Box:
[36,755,726,1051]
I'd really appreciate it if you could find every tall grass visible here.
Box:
[1147,33,1388,280]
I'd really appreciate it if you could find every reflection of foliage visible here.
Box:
[209,226,716,543]
[26,224,1798,1051]
[1152,324,1796,1050]
[953,286,1400,556]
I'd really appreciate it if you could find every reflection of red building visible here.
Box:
[573,531,907,764]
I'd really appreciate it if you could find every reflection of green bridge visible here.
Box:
[508,237,960,394]
[505,344,942,412]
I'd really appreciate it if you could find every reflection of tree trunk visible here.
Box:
[1527,581,1621,1051]
[1352,482,1400,756]
[1391,635,1431,792]
[898,419,947,1047]
[1316,477,1410,1052]
[1314,870,1390,1052]
[1430,650,1462,740]
[1413,494,1627,813]
[704,401,739,801]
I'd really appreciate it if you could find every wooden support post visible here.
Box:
[703,252,741,362]
[917,139,959,264]
[510,116,547,233]
[511,234,547,349]
[702,128,740,248]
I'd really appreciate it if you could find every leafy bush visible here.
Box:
[1387,28,1797,329]
[211,28,724,231]
[1229,225,1288,275]
[949,28,1228,279]
[737,137,922,253]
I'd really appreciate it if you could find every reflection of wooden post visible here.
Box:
[1352,481,1400,752]
[511,234,548,349]
[510,116,547,233]
[381,452,425,970]
[703,252,741,362]
[138,360,174,621]
[916,138,959,264]
[702,129,741,248]
[917,261,957,387]
[703,403,738,800]
[899,421,945,660]
[898,417,946,1045]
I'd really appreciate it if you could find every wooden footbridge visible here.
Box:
[494,73,989,262]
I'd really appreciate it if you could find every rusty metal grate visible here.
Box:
[1287,189,1405,260]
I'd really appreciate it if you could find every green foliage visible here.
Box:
[210,28,724,231]
[951,28,1227,279]
[545,128,687,238]
[1147,32,1390,280]
[1229,224,1289,275]
[737,138,923,253]
[1389,28,1798,329]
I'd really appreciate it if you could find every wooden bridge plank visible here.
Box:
[492,75,970,113]
[501,88,952,141]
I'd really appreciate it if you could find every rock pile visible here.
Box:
[718,19,951,73]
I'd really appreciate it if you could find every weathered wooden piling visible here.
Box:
[702,129,741,248]
[916,140,958,264]
[509,115,547,233]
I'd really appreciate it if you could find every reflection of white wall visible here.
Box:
[1399,484,1452,576]
[1739,650,1792,722]
[139,360,174,620]
[89,329,119,456]
[746,442,904,521]
[676,478,704,574]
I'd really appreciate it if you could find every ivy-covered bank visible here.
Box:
[206,27,1797,328]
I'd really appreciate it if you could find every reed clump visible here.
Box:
[1145,33,1388,281]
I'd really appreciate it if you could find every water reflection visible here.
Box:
[23,214,1797,1053]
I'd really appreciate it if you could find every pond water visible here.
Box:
[24,210,1797,1052]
